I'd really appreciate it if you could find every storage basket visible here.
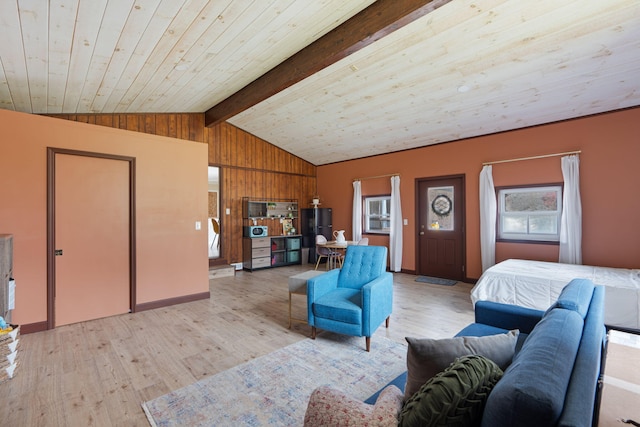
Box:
[0,324,19,383]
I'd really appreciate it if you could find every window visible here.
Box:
[497,184,562,243]
[364,195,391,234]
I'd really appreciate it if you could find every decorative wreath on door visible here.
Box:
[431,194,452,217]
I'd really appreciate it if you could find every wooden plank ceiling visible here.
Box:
[205,0,452,125]
[0,0,639,165]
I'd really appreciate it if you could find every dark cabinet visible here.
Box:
[300,208,332,263]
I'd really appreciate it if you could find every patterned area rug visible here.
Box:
[415,276,458,286]
[142,333,407,427]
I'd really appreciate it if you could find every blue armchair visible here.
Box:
[306,245,393,352]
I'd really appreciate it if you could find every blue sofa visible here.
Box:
[367,278,607,426]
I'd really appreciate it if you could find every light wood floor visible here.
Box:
[0,265,476,427]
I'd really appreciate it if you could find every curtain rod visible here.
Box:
[482,150,581,166]
[353,173,400,182]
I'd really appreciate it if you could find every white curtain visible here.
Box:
[390,176,403,272]
[559,155,582,264]
[479,165,497,272]
[352,180,362,242]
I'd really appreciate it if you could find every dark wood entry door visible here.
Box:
[416,175,465,280]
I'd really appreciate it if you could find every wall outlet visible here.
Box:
[195,221,201,230]
[403,218,408,225]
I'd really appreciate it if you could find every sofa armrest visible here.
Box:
[475,300,544,334]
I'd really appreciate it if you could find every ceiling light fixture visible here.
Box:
[457,85,470,93]
[174,64,189,71]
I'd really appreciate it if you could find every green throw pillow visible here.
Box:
[403,330,518,400]
[398,355,504,427]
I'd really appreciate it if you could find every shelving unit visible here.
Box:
[243,235,302,271]
[271,237,286,265]
[0,235,13,323]
[243,198,298,220]
[242,197,299,236]
[0,234,18,384]
[242,237,271,271]
[271,236,302,267]
[242,198,301,271]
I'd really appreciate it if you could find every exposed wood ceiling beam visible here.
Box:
[204,0,451,127]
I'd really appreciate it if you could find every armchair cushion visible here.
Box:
[314,288,362,324]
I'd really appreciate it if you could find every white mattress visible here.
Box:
[470,259,640,330]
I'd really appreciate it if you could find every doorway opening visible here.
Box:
[208,166,224,266]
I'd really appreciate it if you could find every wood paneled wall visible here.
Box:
[47,113,317,265]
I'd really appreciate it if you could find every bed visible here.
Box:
[470,259,640,331]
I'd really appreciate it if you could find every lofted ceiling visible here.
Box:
[1,0,639,165]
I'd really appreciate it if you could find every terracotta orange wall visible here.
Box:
[0,110,209,326]
[317,108,640,280]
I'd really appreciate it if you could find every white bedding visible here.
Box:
[470,259,640,330]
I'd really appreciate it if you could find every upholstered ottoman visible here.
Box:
[288,270,324,328]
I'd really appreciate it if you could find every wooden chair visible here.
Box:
[211,218,220,251]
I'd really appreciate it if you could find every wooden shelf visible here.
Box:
[242,197,298,220]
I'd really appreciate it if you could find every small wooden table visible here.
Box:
[316,240,355,269]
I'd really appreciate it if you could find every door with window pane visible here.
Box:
[417,176,465,280]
